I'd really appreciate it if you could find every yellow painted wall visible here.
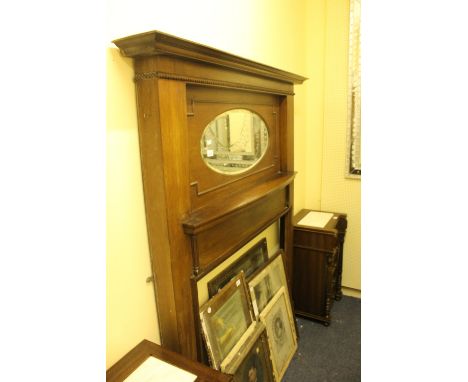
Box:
[320,0,361,290]
[106,47,160,369]
[297,0,361,291]
[107,0,360,368]
[298,0,327,212]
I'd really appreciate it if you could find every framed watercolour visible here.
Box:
[200,272,255,370]
[259,286,297,381]
[248,250,288,318]
[207,238,268,297]
[222,322,274,382]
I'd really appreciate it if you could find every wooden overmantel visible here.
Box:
[113,30,306,362]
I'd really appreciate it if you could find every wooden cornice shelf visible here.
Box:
[113,30,307,85]
[182,172,296,235]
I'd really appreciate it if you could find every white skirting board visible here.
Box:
[342,286,361,298]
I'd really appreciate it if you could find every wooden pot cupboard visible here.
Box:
[292,209,348,326]
[113,31,306,362]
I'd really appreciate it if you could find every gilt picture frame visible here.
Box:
[222,322,275,382]
[259,286,297,381]
[207,238,268,298]
[199,272,255,370]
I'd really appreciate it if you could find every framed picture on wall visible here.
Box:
[199,272,255,370]
[221,322,275,382]
[259,286,297,381]
[248,250,288,318]
[207,238,268,298]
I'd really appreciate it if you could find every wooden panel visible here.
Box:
[186,86,281,211]
[187,85,281,106]
[131,55,294,96]
[294,229,338,252]
[195,188,287,273]
[182,173,294,234]
[292,248,327,317]
[156,55,294,95]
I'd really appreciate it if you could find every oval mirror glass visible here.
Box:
[200,109,269,175]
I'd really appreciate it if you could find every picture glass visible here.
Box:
[208,238,268,298]
[249,252,288,317]
[231,332,274,382]
[200,273,254,369]
[209,289,249,360]
[260,287,297,380]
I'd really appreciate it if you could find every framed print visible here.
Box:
[207,238,268,298]
[200,272,255,370]
[345,0,361,177]
[259,286,297,381]
[248,250,288,318]
[222,322,274,382]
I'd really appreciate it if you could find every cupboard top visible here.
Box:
[293,209,347,234]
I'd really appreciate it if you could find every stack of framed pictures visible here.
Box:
[248,252,298,381]
[200,239,297,381]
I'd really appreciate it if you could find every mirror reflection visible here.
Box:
[200,109,269,174]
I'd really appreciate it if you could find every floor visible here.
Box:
[282,296,361,382]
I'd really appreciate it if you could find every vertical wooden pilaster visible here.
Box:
[157,78,197,359]
[134,75,180,352]
[280,94,295,291]
[135,72,197,359]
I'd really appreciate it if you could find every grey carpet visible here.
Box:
[282,296,361,382]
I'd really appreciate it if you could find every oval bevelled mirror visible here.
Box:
[200,109,269,175]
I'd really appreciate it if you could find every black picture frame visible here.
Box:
[207,238,269,298]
